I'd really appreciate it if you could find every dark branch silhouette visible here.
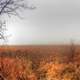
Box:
[0,21,6,41]
[0,0,35,42]
[0,0,35,17]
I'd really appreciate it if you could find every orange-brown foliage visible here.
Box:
[0,45,80,80]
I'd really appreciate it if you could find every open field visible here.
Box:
[0,45,80,80]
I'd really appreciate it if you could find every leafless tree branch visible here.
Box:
[0,0,35,43]
[0,0,35,17]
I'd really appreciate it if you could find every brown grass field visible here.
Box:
[0,45,80,80]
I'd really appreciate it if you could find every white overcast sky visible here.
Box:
[5,0,80,45]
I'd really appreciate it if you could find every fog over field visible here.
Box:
[6,0,80,45]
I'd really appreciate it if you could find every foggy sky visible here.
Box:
[6,0,80,45]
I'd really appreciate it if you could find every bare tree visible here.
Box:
[0,0,35,43]
[0,0,35,17]
[0,21,6,40]
[68,40,76,63]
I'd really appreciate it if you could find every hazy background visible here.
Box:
[5,0,80,45]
